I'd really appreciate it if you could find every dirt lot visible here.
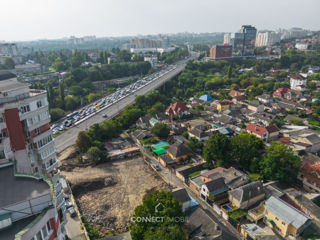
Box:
[59,146,169,236]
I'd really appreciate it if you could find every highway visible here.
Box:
[54,60,188,153]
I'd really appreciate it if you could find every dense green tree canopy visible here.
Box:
[230,133,264,172]
[260,142,301,183]
[130,191,185,240]
[203,133,231,168]
[151,123,171,138]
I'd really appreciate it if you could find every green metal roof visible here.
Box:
[151,141,170,150]
[153,148,167,156]
[0,213,11,221]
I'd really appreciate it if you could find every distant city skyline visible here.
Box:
[1,0,319,42]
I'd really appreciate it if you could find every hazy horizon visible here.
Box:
[1,0,319,42]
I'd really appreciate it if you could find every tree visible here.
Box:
[187,137,203,153]
[65,96,79,111]
[76,131,92,153]
[203,133,231,168]
[86,146,103,163]
[130,191,185,240]
[144,225,186,240]
[49,108,65,122]
[59,81,65,109]
[260,142,301,183]
[4,57,15,69]
[151,123,170,138]
[230,133,264,172]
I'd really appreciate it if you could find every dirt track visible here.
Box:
[59,148,168,235]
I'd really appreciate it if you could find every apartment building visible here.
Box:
[0,71,66,240]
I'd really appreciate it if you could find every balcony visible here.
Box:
[248,202,265,222]
[56,191,65,209]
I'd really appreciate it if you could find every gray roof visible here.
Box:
[229,181,264,203]
[0,166,50,207]
[306,134,320,144]
[0,77,28,92]
[204,177,229,196]
[265,196,311,229]
[172,188,191,203]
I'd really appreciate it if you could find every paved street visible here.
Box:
[138,146,241,240]
[54,61,188,153]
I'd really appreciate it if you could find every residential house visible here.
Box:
[246,124,280,141]
[241,224,280,240]
[176,163,205,183]
[172,188,191,212]
[166,102,189,119]
[188,127,209,142]
[167,143,193,162]
[290,75,307,91]
[246,100,264,113]
[136,116,151,128]
[229,181,265,209]
[200,167,249,190]
[298,161,320,193]
[248,112,277,126]
[273,87,290,98]
[264,196,311,238]
[199,94,213,102]
[296,133,320,153]
[158,154,175,167]
[200,177,229,205]
[131,130,152,141]
[284,89,302,101]
[284,188,320,227]
[232,94,247,103]
[257,94,273,104]
[277,99,304,111]
[185,207,222,239]
[217,100,231,113]
[229,90,243,98]
[149,117,159,127]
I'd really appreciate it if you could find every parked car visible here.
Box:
[68,207,77,218]
[153,164,161,171]
[65,201,73,209]
[102,113,108,118]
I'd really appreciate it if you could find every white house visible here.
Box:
[290,75,307,91]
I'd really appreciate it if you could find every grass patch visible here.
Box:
[229,209,247,220]
[248,173,263,182]
[308,119,320,127]
[140,137,159,145]
[81,216,100,239]
[189,171,201,178]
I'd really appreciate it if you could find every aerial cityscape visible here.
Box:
[1,1,320,240]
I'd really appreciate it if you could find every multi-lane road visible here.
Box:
[54,60,189,153]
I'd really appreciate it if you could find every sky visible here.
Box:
[1,0,319,41]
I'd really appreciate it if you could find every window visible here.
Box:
[0,117,3,123]
[3,92,7,96]
[37,100,42,108]
[0,150,5,159]
[37,135,53,148]
[282,221,285,225]
[46,221,51,230]
[36,231,43,240]
[275,226,281,233]
[35,128,40,135]
[20,105,30,114]
[42,226,48,238]
[275,217,279,221]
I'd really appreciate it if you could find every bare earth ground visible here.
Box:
[58,146,169,236]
